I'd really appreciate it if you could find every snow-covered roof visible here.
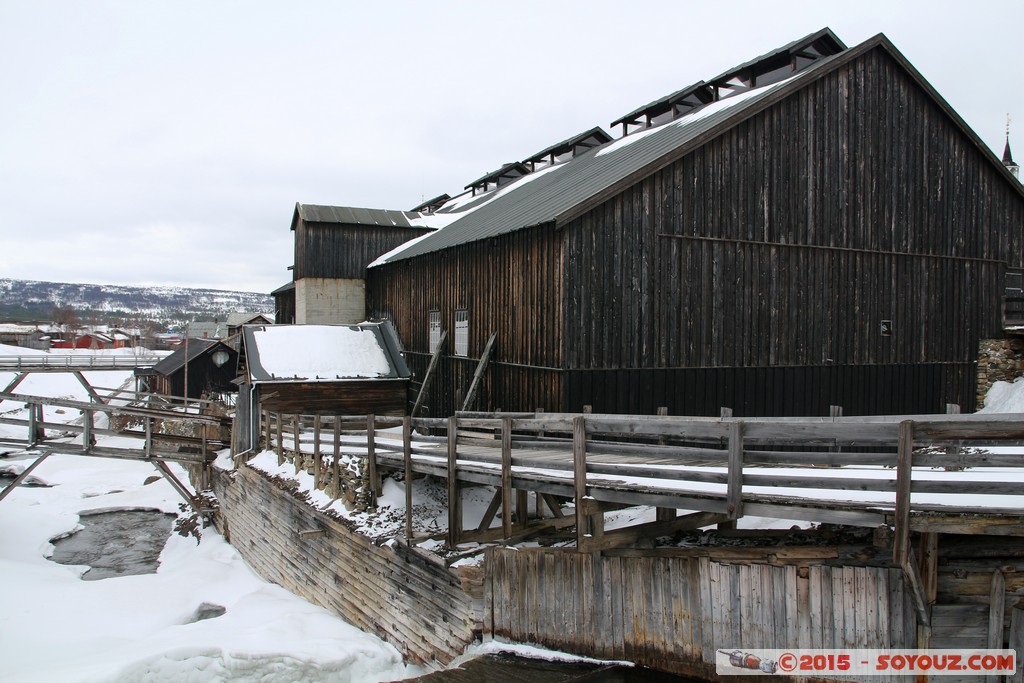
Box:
[241,322,410,383]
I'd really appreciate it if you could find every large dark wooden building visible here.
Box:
[291,29,1024,418]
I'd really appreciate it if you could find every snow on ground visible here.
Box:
[979,377,1024,413]
[0,454,415,683]
[0,346,417,683]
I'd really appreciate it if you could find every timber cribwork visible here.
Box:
[210,465,482,668]
[486,548,917,682]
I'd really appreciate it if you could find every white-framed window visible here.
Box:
[428,310,441,353]
[454,308,469,356]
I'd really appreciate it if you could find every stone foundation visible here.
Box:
[977,336,1024,407]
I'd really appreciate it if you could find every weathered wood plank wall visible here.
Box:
[369,223,565,416]
[211,466,481,666]
[295,222,431,279]
[487,547,916,682]
[559,47,1023,416]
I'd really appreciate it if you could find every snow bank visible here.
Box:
[978,378,1024,413]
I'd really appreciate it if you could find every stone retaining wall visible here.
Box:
[977,336,1024,407]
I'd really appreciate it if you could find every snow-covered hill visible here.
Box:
[0,278,274,324]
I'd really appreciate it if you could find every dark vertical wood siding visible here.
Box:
[562,47,1024,415]
[294,222,431,279]
[367,46,1024,418]
[366,224,565,415]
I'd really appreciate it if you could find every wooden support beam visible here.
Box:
[403,415,413,541]
[447,416,461,547]
[152,460,200,512]
[477,488,502,532]
[919,532,938,605]
[461,332,497,412]
[411,331,447,418]
[573,415,588,550]
[0,454,50,502]
[82,409,94,453]
[900,546,931,627]
[1010,606,1024,683]
[516,489,529,529]
[540,493,565,519]
[894,420,914,566]
[501,416,513,540]
[72,371,105,404]
[582,511,730,551]
[989,569,1006,651]
[2,372,28,396]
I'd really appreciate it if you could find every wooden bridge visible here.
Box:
[0,389,230,509]
[259,408,1024,629]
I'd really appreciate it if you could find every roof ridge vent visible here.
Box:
[611,27,846,137]
[464,162,530,196]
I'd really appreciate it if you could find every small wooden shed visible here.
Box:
[150,339,239,400]
[233,321,411,453]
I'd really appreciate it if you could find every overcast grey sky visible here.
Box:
[1,1,1021,294]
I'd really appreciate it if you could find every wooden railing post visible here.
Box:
[366,414,379,499]
[263,409,270,452]
[726,421,744,521]
[275,412,284,464]
[501,417,513,540]
[447,416,461,548]
[144,415,152,459]
[292,414,301,474]
[28,401,38,445]
[313,414,322,490]
[82,409,93,453]
[403,415,413,540]
[332,415,341,499]
[573,415,588,550]
[894,420,914,566]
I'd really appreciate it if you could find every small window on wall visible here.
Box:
[428,310,441,353]
[454,308,469,356]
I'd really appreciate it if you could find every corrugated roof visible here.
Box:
[375,52,842,264]
[295,203,418,229]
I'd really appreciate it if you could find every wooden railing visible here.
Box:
[261,410,1024,538]
[0,390,230,463]
[0,354,159,370]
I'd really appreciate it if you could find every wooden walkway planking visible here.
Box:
[263,410,1024,543]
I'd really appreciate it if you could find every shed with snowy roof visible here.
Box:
[304,28,1024,417]
[234,322,411,450]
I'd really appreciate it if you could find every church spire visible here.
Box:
[1006,114,1020,180]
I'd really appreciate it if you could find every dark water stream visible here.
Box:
[49,508,175,580]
